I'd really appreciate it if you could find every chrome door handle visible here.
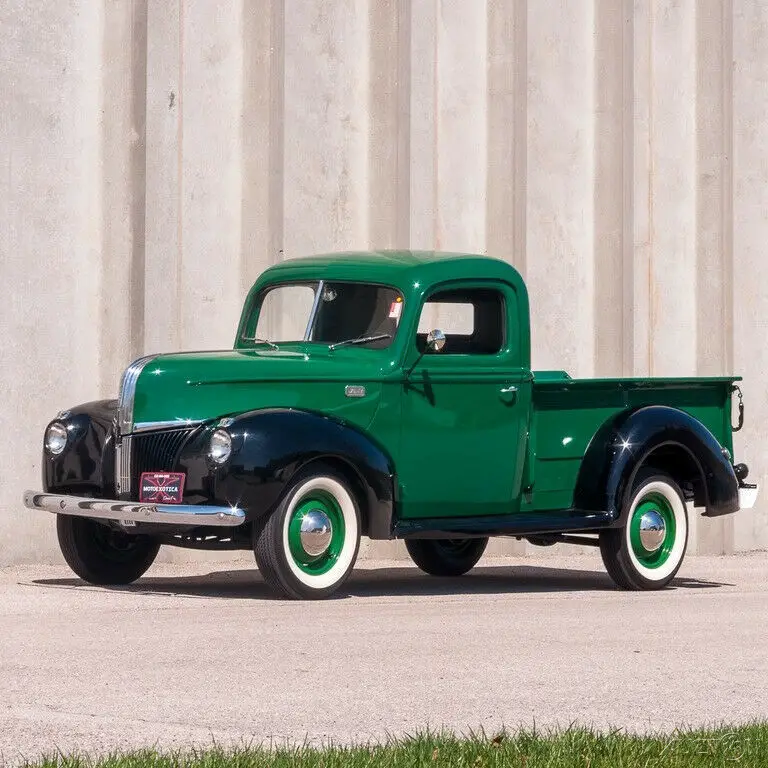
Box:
[499,385,518,404]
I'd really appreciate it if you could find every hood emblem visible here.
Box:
[345,385,366,398]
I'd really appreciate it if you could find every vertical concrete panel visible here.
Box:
[99,0,148,390]
[435,0,488,252]
[241,0,285,295]
[647,0,697,376]
[594,0,632,376]
[144,0,182,353]
[486,0,527,271]
[696,0,732,377]
[526,0,595,375]
[408,0,437,249]
[368,0,410,249]
[283,0,370,257]
[0,1,104,563]
[180,2,245,349]
[733,0,768,550]
[694,0,734,554]
[70,13,104,383]
[631,0,652,376]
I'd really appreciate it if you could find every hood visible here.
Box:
[129,347,389,431]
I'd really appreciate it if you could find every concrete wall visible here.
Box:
[1,0,766,565]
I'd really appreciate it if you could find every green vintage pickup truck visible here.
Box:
[25,251,758,598]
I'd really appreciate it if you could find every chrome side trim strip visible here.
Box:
[133,419,204,433]
[23,491,246,527]
[118,355,158,435]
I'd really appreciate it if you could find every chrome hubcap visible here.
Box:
[638,509,666,553]
[299,509,333,557]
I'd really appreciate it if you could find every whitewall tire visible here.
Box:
[600,472,688,590]
[253,465,361,599]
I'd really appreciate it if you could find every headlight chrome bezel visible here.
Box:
[44,422,69,456]
[208,429,233,465]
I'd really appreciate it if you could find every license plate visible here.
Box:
[139,472,186,504]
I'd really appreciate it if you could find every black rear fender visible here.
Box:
[574,405,738,523]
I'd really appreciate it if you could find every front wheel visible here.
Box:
[600,472,688,590]
[253,466,361,599]
[405,538,488,577]
[57,515,160,585]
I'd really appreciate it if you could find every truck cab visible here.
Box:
[24,251,758,599]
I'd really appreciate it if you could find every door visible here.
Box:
[397,283,531,519]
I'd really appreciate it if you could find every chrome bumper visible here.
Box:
[23,491,246,527]
[738,485,759,511]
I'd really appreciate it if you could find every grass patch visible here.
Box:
[15,724,768,768]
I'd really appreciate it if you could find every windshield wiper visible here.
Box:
[242,337,279,350]
[328,334,391,351]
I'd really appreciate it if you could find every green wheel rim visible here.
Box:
[287,491,345,575]
[629,491,677,569]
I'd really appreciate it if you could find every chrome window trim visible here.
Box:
[303,279,324,341]
[118,355,157,435]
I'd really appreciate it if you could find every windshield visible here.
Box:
[241,281,404,349]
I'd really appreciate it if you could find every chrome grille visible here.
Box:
[116,437,134,498]
[117,428,197,499]
[133,428,196,478]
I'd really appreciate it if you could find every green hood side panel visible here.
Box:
[130,349,387,431]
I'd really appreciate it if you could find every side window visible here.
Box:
[416,288,505,355]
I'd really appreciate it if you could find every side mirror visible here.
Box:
[426,329,446,353]
[406,329,445,380]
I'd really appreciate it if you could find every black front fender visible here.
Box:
[43,400,118,496]
[191,409,396,538]
[574,405,739,523]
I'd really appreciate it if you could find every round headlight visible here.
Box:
[208,429,232,465]
[45,422,69,455]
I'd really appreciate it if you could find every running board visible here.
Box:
[393,510,614,539]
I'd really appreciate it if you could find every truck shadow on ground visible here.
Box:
[30,563,731,600]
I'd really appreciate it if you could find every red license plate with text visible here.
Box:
[139,472,186,504]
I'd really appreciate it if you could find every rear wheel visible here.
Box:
[56,515,160,585]
[253,466,361,599]
[405,538,488,577]
[600,472,688,590]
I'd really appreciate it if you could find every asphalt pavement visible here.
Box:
[1,552,767,763]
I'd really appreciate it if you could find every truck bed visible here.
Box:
[529,371,738,512]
